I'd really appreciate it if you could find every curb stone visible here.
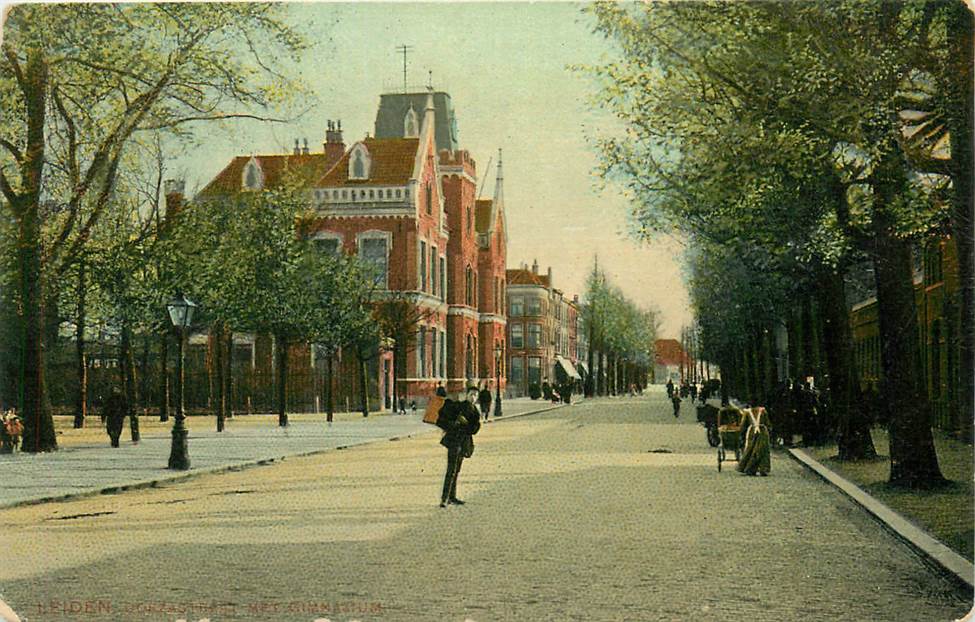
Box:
[787,447,974,592]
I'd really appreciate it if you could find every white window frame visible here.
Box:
[310,231,344,255]
[349,143,372,180]
[357,229,392,289]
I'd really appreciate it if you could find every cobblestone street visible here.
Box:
[1,390,970,621]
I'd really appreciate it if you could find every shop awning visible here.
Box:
[556,356,582,380]
[576,361,589,376]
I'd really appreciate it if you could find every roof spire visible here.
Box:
[493,148,504,206]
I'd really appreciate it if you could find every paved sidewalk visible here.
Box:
[0,397,562,509]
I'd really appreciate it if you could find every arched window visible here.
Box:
[348,143,371,180]
[466,334,475,379]
[241,158,264,191]
[353,152,365,178]
[466,266,474,306]
[404,106,419,138]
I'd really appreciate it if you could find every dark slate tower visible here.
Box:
[374,91,459,153]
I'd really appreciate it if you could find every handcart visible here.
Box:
[716,405,743,472]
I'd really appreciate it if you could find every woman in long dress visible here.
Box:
[737,407,771,476]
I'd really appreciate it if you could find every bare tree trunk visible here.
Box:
[358,348,370,417]
[120,323,139,443]
[213,323,225,432]
[17,50,57,453]
[275,332,288,427]
[873,152,944,487]
[73,259,87,428]
[224,330,233,420]
[325,352,334,422]
[817,266,876,460]
[159,331,170,422]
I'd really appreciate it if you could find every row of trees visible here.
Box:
[0,4,391,451]
[586,1,972,487]
[582,258,659,396]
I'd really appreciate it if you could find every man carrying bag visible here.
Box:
[436,387,481,508]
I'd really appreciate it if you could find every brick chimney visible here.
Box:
[547,266,553,284]
[324,119,345,168]
[163,179,185,217]
[293,138,301,156]
[532,259,539,275]
[302,138,309,155]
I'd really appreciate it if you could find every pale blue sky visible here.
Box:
[174,2,691,338]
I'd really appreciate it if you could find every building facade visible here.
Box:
[506,261,580,396]
[194,89,508,411]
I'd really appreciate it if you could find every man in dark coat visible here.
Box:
[671,393,681,418]
[477,383,492,421]
[437,386,481,507]
[666,378,675,398]
[104,388,127,448]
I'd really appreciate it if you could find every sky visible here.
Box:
[173,2,692,338]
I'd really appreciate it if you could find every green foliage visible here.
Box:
[168,184,373,348]
[582,0,963,366]
[582,258,657,361]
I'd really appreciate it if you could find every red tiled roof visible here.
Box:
[317,137,419,187]
[198,152,340,198]
[506,268,550,287]
[475,199,493,234]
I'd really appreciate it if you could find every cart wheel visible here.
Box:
[717,449,722,472]
[706,425,719,447]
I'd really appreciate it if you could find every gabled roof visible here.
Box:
[507,268,550,288]
[475,199,493,234]
[317,137,420,187]
[198,153,339,198]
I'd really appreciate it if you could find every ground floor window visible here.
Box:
[511,356,525,389]
[528,356,542,387]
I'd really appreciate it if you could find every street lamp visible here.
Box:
[166,292,197,470]
[493,343,503,418]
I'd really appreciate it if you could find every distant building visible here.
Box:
[506,261,581,396]
[653,338,691,384]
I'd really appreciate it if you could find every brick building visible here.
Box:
[506,261,580,396]
[194,89,507,411]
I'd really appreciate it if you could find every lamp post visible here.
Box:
[166,293,196,470]
[493,344,503,418]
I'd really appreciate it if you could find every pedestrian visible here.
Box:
[398,396,407,414]
[737,407,772,476]
[436,386,481,507]
[410,399,417,415]
[478,382,492,421]
[666,378,674,399]
[689,383,698,402]
[104,388,127,448]
[671,393,681,418]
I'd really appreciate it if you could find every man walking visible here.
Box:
[104,388,127,448]
[478,382,492,421]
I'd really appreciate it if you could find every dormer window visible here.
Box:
[349,143,371,180]
[241,157,264,191]
[404,105,419,138]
